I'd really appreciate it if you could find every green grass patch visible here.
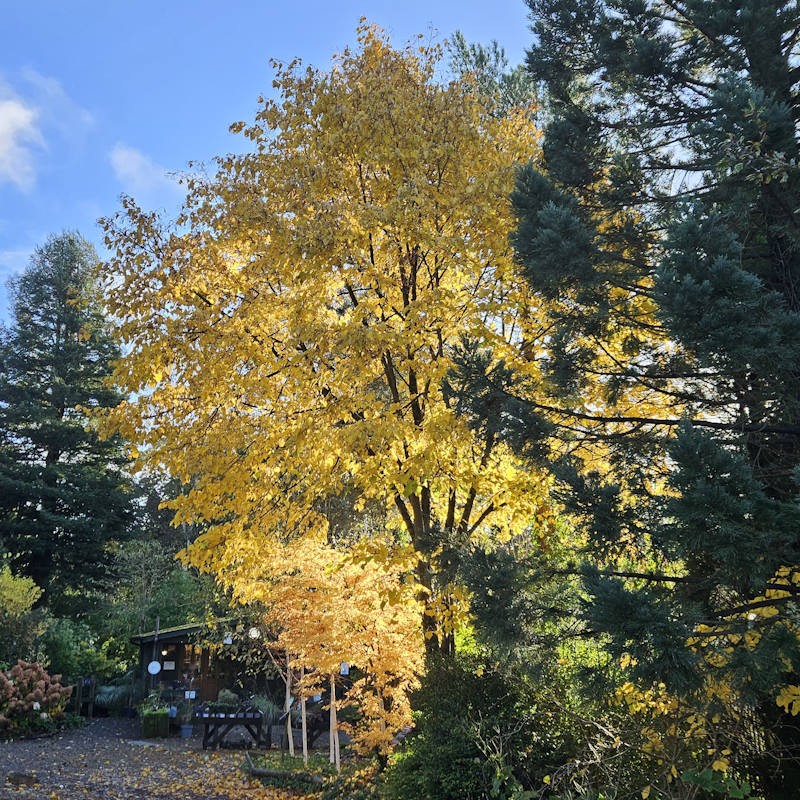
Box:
[246,752,383,799]
[250,751,337,776]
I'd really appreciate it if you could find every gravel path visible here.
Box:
[0,718,296,800]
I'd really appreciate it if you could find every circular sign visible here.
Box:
[147,660,162,676]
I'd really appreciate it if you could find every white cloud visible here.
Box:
[0,92,44,191]
[21,69,94,143]
[109,143,182,208]
[0,72,93,192]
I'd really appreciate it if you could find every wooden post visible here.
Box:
[329,674,334,764]
[334,688,340,772]
[329,673,340,771]
[73,677,83,715]
[300,666,308,766]
[285,651,294,757]
[150,616,160,693]
[87,677,95,720]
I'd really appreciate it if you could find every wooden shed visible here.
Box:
[131,623,237,703]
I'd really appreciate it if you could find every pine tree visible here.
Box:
[452,0,800,792]
[0,232,132,615]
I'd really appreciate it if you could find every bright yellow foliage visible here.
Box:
[256,535,423,753]
[0,565,41,616]
[101,24,550,747]
[680,564,800,722]
[608,563,800,795]
[777,684,800,715]
[610,661,745,793]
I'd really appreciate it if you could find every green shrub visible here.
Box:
[139,692,170,738]
[384,654,576,800]
[140,707,170,738]
[0,567,46,666]
[94,680,134,713]
[41,617,116,679]
[248,751,336,792]
[320,759,382,800]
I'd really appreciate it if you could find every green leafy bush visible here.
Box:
[41,617,116,679]
[320,759,382,800]
[139,693,170,738]
[140,707,170,738]
[94,675,139,714]
[384,655,575,800]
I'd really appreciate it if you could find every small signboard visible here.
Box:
[147,660,162,675]
[185,690,196,700]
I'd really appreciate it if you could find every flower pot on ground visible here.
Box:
[140,708,169,738]
[139,692,170,738]
[176,699,194,739]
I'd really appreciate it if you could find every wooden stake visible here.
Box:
[330,673,340,772]
[285,651,294,757]
[329,673,335,765]
[301,666,308,766]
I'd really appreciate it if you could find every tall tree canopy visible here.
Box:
[102,25,550,654]
[0,232,132,614]
[453,0,800,792]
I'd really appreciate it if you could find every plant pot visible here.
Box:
[141,712,170,738]
[179,723,193,739]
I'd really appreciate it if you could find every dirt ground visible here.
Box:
[0,718,298,800]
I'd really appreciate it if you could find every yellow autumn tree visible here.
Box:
[102,24,549,659]
[259,536,423,756]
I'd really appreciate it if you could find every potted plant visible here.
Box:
[216,688,239,716]
[177,699,194,739]
[250,694,281,749]
[139,693,169,738]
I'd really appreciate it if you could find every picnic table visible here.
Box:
[195,710,264,749]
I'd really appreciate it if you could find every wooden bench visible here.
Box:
[195,711,264,749]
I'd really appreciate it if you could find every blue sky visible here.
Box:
[0,1,532,320]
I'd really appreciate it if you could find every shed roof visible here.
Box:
[130,622,205,646]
